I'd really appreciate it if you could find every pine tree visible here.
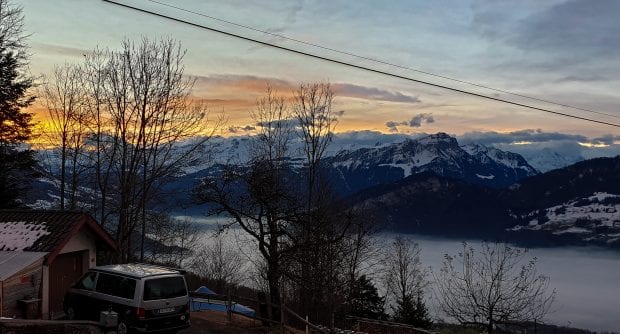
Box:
[0,0,36,208]
[348,275,386,320]
[392,293,433,329]
[0,46,34,144]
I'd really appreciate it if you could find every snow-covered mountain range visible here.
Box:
[26,132,620,248]
[326,133,537,194]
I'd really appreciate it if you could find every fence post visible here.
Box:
[305,315,309,334]
[280,286,285,334]
[226,287,232,322]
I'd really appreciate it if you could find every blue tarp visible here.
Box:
[194,286,217,295]
[190,286,256,318]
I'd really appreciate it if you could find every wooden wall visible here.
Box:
[1,259,44,319]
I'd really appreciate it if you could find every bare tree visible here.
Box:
[0,0,28,58]
[292,82,336,206]
[143,213,199,267]
[195,85,297,320]
[96,38,212,262]
[385,237,427,304]
[197,83,359,327]
[343,211,382,288]
[434,242,555,333]
[40,63,88,210]
[190,232,245,292]
[80,48,115,228]
[290,82,346,326]
[40,38,215,262]
[383,236,432,327]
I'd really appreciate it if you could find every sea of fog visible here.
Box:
[178,216,620,332]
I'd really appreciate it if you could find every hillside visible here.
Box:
[347,156,620,248]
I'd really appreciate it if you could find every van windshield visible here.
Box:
[143,276,187,301]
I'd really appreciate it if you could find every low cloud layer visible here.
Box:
[457,129,620,171]
[256,118,299,130]
[459,129,587,146]
[228,125,256,134]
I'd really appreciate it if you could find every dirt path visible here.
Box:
[180,311,267,334]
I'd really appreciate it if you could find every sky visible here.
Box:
[17,0,620,158]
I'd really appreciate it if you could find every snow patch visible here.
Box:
[0,221,50,251]
[509,192,620,243]
[553,227,591,234]
[476,173,495,180]
[379,163,414,177]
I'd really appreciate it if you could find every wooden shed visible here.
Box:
[0,211,116,319]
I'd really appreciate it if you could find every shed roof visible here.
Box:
[0,211,117,264]
[0,251,47,281]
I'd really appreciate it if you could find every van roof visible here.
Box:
[93,263,183,279]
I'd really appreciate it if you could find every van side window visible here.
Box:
[95,273,136,299]
[76,271,97,291]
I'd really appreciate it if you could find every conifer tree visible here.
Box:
[0,0,36,207]
[392,292,433,328]
[348,275,386,320]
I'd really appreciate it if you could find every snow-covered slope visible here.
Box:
[510,192,620,245]
[520,147,584,172]
[327,133,538,193]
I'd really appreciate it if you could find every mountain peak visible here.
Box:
[417,132,458,146]
[327,133,538,194]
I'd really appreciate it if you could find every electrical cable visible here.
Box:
[102,0,620,128]
[144,0,620,121]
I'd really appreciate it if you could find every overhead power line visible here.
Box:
[102,0,620,129]
[144,0,620,121]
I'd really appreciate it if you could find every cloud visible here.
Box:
[33,42,90,58]
[194,74,292,91]
[457,129,620,171]
[556,74,608,83]
[326,130,420,153]
[332,130,413,144]
[458,129,620,152]
[193,77,421,107]
[592,135,620,146]
[459,129,588,146]
[334,83,421,103]
[385,120,406,132]
[409,113,434,127]
[513,0,620,57]
[386,113,435,132]
[228,125,256,134]
[194,77,421,105]
[256,118,299,129]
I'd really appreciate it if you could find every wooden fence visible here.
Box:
[189,291,329,333]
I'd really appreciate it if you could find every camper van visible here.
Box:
[63,263,190,333]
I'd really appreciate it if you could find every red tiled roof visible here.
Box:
[0,210,117,263]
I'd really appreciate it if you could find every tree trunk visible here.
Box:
[487,318,494,334]
[267,258,281,322]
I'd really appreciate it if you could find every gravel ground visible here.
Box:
[180,311,268,334]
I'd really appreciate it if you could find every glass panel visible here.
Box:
[95,273,136,299]
[76,271,97,290]
[143,276,187,301]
